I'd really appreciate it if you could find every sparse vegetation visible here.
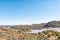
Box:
[0,27,60,40]
[0,21,60,40]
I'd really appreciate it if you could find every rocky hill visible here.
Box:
[44,21,60,28]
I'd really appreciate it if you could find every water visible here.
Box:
[27,28,60,33]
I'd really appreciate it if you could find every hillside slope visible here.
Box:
[0,27,60,40]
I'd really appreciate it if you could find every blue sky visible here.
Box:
[0,0,60,25]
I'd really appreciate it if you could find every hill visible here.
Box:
[0,27,60,40]
[44,21,60,28]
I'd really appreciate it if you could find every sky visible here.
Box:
[0,0,60,25]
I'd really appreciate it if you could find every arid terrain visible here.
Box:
[0,21,60,40]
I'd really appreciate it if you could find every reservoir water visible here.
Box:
[27,28,60,33]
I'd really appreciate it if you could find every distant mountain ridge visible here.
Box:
[10,20,60,29]
[0,20,60,29]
